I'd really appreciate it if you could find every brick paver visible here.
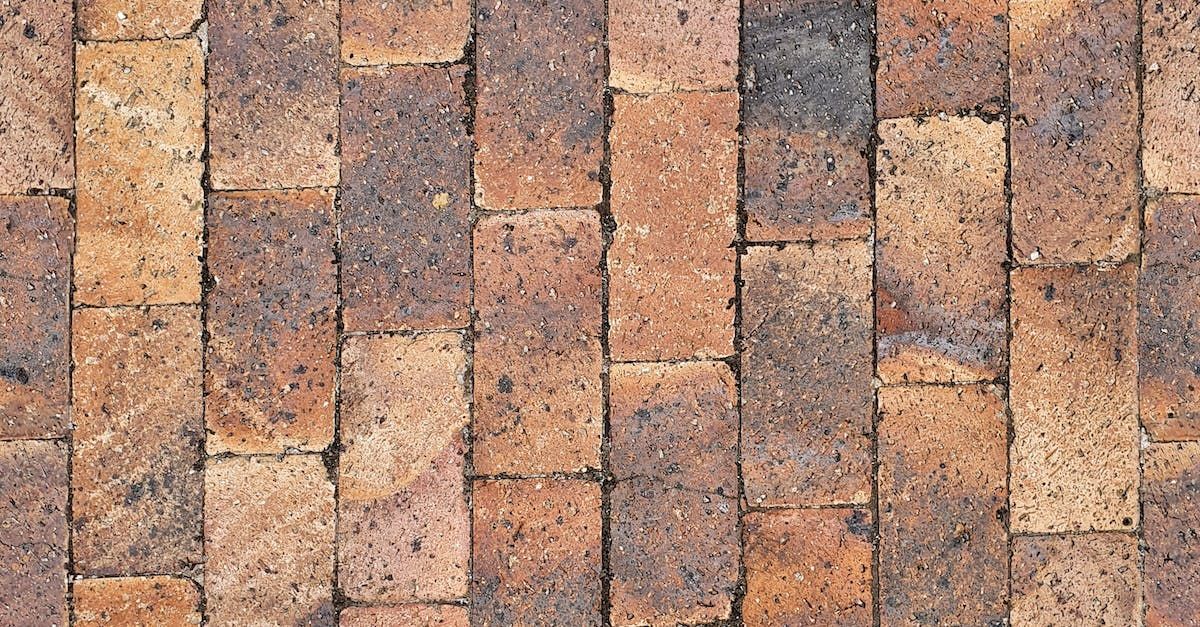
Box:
[340,605,469,626]
[1143,0,1200,193]
[77,0,202,40]
[609,0,739,94]
[1144,442,1200,624]
[0,439,68,626]
[74,576,201,626]
[341,0,469,65]
[1010,533,1141,626]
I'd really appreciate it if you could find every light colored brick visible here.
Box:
[1011,533,1140,626]
[342,0,469,65]
[0,440,67,626]
[1143,0,1200,193]
[77,0,202,40]
[340,605,468,627]
[609,0,739,93]
[74,576,201,626]
[1143,442,1200,625]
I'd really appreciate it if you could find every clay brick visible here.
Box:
[878,385,1009,625]
[742,509,873,627]
[876,116,1007,384]
[742,0,872,242]
[1010,533,1140,626]
[341,66,470,332]
[75,39,204,306]
[0,196,71,439]
[1010,0,1139,264]
[1143,0,1200,193]
[472,479,603,626]
[474,0,604,209]
[742,241,873,506]
[0,440,67,626]
[1143,442,1200,625]
[341,605,468,627]
[609,0,738,93]
[876,0,1007,117]
[342,0,469,65]
[74,576,201,626]
[609,92,738,361]
[207,0,338,189]
[205,454,335,626]
[0,0,73,192]
[77,0,202,40]
[1140,195,1200,440]
[472,210,603,474]
[1010,264,1139,532]
[339,332,469,602]
[206,190,336,454]
[72,306,203,575]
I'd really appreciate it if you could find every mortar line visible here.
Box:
[731,0,749,622]
[1134,0,1149,619]
[597,0,615,622]
[461,0,480,621]
[867,0,883,622]
[66,1,80,621]
[329,0,345,612]
[1003,0,1016,618]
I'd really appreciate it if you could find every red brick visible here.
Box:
[1143,0,1200,193]
[1010,533,1140,626]
[609,0,739,93]
[342,0,469,65]
[0,440,67,626]
[609,91,738,361]
[341,605,468,627]
[74,576,201,626]
[338,332,469,602]
[876,116,1007,384]
[1144,442,1200,625]
[206,190,337,454]
[474,0,604,209]
[1010,0,1139,264]
[472,210,603,474]
[341,66,470,333]
[0,196,71,439]
[742,241,873,506]
[77,0,203,40]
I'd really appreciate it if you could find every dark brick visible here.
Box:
[1143,0,1200,193]
[0,439,67,626]
[1010,533,1140,625]
[1144,442,1200,625]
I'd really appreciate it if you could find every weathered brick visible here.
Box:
[0,0,73,192]
[742,241,873,506]
[0,196,71,439]
[1144,442,1200,625]
[609,0,738,93]
[878,385,1009,625]
[1010,533,1140,626]
[472,479,603,626]
[472,210,603,474]
[206,190,337,454]
[1010,264,1139,532]
[1010,0,1139,264]
[876,116,1007,384]
[742,509,873,627]
[609,91,738,361]
[342,0,469,65]
[742,0,872,242]
[341,605,468,627]
[72,306,203,575]
[75,39,204,306]
[205,454,335,626]
[339,332,469,602]
[1143,0,1200,193]
[341,66,470,332]
[0,440,67,626]
[474,0,604,209]
[74,576,201,626]
[207,0,338,189]
[77,0,202,40]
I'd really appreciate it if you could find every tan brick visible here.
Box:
[341,66,470,332]
[1144,442,1200,625]
[609,0,738,93]
[338,332,469,602]
[206,190,337,454]
[878,385,1009,625]
[1010,0,1139,264]
[205,455,335,626]
[0,196,71,439]
[609,91,738,361]
[742,241,873,506]
[876,116,1007,384]
[472,210,603,474]
[74,576,201,626]
[1143,0,1200,193]
[742,509,873,627]
[342,0,469,65]
[77,0,202,40]
[341,605,468,627]
[474,0,604,209]
[1011,533,1140,626]
[1010,264,1139,532]
[0,440,67,626]
[472,479,603,626]
[75,39,204,306]
[208,0,338,189]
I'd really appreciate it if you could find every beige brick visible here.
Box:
[340,605,468,626]
[77,0,202,40]
[1011,533,1140,626]
[0,440,68,626]
[609,0,739,93]
[74,576,201,626]
[342,0,469,65]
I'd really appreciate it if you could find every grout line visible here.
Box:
[194,4,213,623]
[461,1,480,622]
[868,0,882,623]
[1133,0,1149,619]
[597,0,616,620]
[731,0,749,622]
[65,0,80,619]
[329,0,345,611]
[1003,0,1016,616]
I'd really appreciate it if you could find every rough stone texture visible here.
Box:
[474,0,603,209]
[472,479,603,627]
[341,605,469,626]
[877,385,1009,626]
[609,91,738,361]
[1010,533,1141,626]
[609,0,739,93]
[341,66,470,332]
[1010,0,1139,264]
[876,116,1007,384]
[207,0,338,189]
[339,332,469,603]
[1010,264,1139,532]
[77,0,202,40]
[206,190,337,454]
[876,0,1007,117]
[75,38,204,307]
[0,0,73,192]
[0,196,71,439]
[0,440,67,626]
[72,305,203,576]
[1144,442,1200,625]
[1140,195,1200,441]
[1143,0,1200,193]
[205,454,335,626]
[742,0,872,242]
[472,210,603,474]
[342,0,469,65]
[742,509,873,627]
[74,576,201,626]
[742,242,873,506]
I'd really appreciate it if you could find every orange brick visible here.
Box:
[609,0,739,93]
[77,0,202,40]
[74,576,201,626]
[341,605,468,627]
[609,91,738,361]
[472,210,603,474]
[1143,0,1200,193]
[342,0,469,65]
[0,440,67,626]
[1011,533,1140,626]
[1143,442,1200,625]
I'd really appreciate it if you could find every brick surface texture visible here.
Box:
[77,0,202,40]
[74,576,201,626]
[341,0,469,65]
[1010,533,1141,626]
